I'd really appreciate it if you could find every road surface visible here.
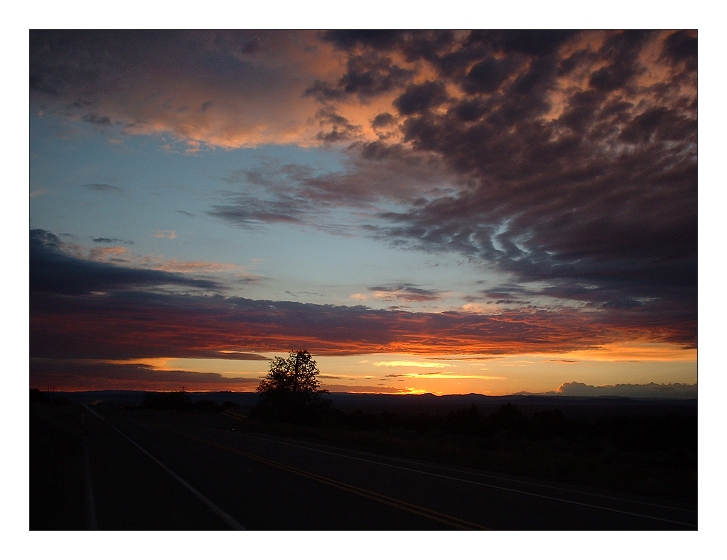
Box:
[30,403,698,530]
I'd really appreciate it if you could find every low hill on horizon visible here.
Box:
[46,388,696,418]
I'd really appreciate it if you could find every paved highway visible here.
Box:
[38,404,698,530]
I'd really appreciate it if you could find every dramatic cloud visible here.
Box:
[30,30,340,148]
[30,229,221,295]
[310,30,696,342]
[305,52,415,103]
[29,31,697,393]
[30,229,694,364]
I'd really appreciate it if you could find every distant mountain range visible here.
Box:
[50,383,697,418]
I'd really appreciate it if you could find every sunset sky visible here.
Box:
[29,29,698,396]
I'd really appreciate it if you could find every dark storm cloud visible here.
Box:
[321,30,578,64]
[320,30,403,51]
[393,81,448,116]
[241,38,262,55]
[618,106,694,143]
[314,108,363,143]
[661,30,698,67]
[487,30,578,56]
[312,30,696,341]
[399,30,457,63]
[371,112,396,129]
[583,31,653,92]
[461,57,516,95]
[306,53,415,103]
[340,53,414,98]
[304,80,347,102]
[30,229,221,295]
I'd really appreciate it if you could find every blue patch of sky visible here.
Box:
[30,112,507,310]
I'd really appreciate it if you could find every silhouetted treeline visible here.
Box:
[30,388,48,404]
[30,387,72,407]
[250,392,339,426]
[336,403,696,456]
[341,402,557,438]
[249,396,696,462]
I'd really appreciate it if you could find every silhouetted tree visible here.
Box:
[486,403,526,434]
[252,350,332,424]
[257,350,325,398]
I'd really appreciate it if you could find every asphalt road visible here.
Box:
[32,404,698,530]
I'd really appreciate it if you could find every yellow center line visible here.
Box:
[152,422,491,530]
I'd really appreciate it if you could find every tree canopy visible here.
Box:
[253,350,331,424]
[257,350,326,400]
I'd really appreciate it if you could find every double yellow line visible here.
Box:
[159,423,491,530]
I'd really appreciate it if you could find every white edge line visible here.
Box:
[82,404,245,530]
[82,435,98,530]
[234,430,696,528]
[242,431,695,512]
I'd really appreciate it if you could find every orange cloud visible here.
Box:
[84,243,258,281]
[31,287,696,365]
[153,230,177,239]
[89,246,129,261]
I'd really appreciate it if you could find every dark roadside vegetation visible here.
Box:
[247,393,697,505]
[45,388,696,505]
[30,389,87,530]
